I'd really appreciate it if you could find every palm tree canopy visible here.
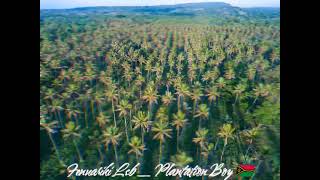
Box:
[128,136,145,156]
[172,111,188,130]
[194,104,209,119]
[116,99,132,117]
[152,121,172,142]
[170,151,193,168]
[193,128,209,147]
[162,91,176,105]
[96,112,110,128]
[132,111,151,130]
[40,120,59,133]
[103,126,122,146]
[206,86,220,102]
[142,86,158,104]
[61,121,81,140]
[218,123,235,144]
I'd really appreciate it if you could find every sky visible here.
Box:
[40,0,280,9]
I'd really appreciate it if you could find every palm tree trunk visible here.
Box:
[98,103,102,113]
[48,132,64,166]
[176,128,179,152]
[246,97,258,113]
[54,111,63,127]
[199,146,202,163]
[83,103,88,128]
[214,137,219,150]
[220,138,227,162]
[196,146,198,161]
[181,96,184,111]
[74,116,79,127]
[234,95,238,105]
[250,160,262,180]
[198,119,201,130]
[136,154,140,173]
[177,95,180,111]
[148,102,152,121]
[57,110,63,125]
[223,99,227,117]
[97,144,104,163]
[244,144,252,163]
[141,128,144,144]
[193,100,196,116]
[73,140,83,162]
[113,145,119,168]
[112,100,117,127]
[124,117,129,143]
[159,140,162,164]
[176,175,180,180]
[91,100,95,121]
[129,110,133,131]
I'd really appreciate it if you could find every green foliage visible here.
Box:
[40,5,279,179]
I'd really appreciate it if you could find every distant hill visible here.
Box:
[40,2,279,18]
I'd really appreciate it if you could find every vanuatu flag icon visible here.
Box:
[235,164,256,179]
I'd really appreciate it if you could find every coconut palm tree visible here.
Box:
[128,136,145,165]
[206,86,220,105]
[65,103,81,126]
[192,128,208,161]
[194,104,209,130]
[218,123,235,162]
[102,126,122,168]
[247,84,271,112]
[172,111,188,151]
[224,68,235,80]
[132,111,151,144]
[105,84,118,127]
[190,86,203,116]
[162,91,176,106]
[200,142,214,162]
[155,106,169,123]
[142,85,158,121]
[170,152,193,180]
[241,126,260,161]
[61,121,83,162]
[44,88,56,102]
[135,75,145,98]
[96,112,110,129]
[88,130,104,165]
[93,90,105,113]
[175,83,190,111]
[247,65,256,81]
[48,99,64,127]
[216,77,226,89]
[145,61,153,81]
[170,151,193,167]
[233,84,246,105]
[116,99,132,143]
[152,121,172,164]
[40,119,65,166]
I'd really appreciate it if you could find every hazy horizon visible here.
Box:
[40,0,280,10]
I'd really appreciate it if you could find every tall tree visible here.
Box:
[152,121,172,164]
[102,126,122,168]
[217,123,235,162]
[172,111,188,151]
[132,111,151,144]
[62,122,83,162]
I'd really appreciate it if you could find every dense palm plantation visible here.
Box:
[40,8,280,179]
